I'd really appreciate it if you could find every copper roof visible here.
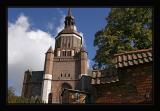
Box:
[57,28,82,38]
[113,48,152,68]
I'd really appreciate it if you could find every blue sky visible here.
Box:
[8,8,110,67]
[8,8,110,95]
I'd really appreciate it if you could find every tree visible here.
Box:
[8,86,43,103]
[93,8,152,68]
[8,86,17,103]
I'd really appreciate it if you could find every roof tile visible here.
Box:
[142,53,147,58]
[148,57,152,61]
[118,62,123,67]
[92,72,97,78]
[144,57,149,62]
[91,79,95,84]
[128,61,134,65]
[128,54,132,60]
[132,53,138,59]
[114,48,152,68]
[133,59,138,65]
[138,59,144,64]
[147,52,152,57]
[97,72,101,77]
[97,79,100,84]
[123,55,127,61]
[118,56,122,62]
[123,61,128,66]
[137,53,143,59]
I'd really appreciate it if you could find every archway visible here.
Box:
[62,83,72,90]
[48,93,52,103]
[61,83,72,103]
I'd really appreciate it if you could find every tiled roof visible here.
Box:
[91,48,152,85]
[91,70,119,85]
[113,48,152,68]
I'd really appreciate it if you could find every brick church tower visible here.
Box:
[41,8,88,103]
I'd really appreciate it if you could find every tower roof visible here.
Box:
[68,8,72,16]
[47,46,54,53]
[56,8,81,38]
[66,8,74,18]
[64,8,75,29]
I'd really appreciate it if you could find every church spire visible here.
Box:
[68,8,72,16]
[64,8,75,29]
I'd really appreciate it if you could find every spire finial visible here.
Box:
[68,8,71,16]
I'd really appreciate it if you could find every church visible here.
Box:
[21,8,90,103]
[21,8,152,104]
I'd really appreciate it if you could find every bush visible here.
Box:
[8,86,43,103]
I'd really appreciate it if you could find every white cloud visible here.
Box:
[56,15,65,34]
[8,14,55,95]
[87,59,90,68]
[47,22,54,31]
[74,26,77,31]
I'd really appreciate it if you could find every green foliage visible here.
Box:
[93,8,152,68]
[8,86,43,104]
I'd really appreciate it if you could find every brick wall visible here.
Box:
[136,75,152,96]
[96,93,146,103]
[95,63,152,104]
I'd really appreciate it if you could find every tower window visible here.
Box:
[67,51,71,56]
[68,74,70,77]
[61,73,62,77]
[65,73,66,77]
[62,51,66,56]
[68,43,70,48]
